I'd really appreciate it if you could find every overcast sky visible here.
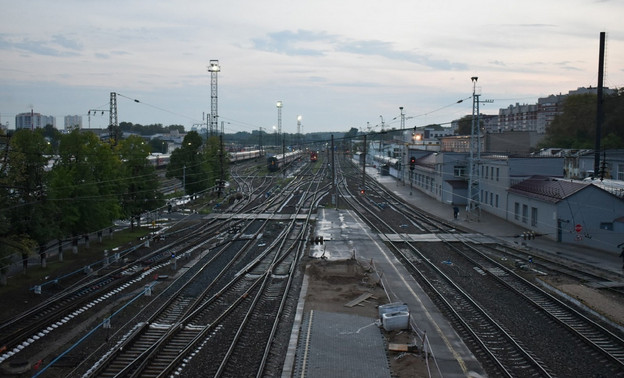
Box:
[1,0,623,135]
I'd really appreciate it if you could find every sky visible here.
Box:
[1,0,623,135]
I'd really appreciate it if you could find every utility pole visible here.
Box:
[282,137,286,177]
[467,77,480,216]
[362,134,367,192]
[332,135,337,209]
[218,134,224,197]
[400,106,405,184]
[594,31,606,179]
[379,115,385,156]
[466,77,492,217]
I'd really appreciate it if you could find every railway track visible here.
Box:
[70,155,328,377]
[337,154,624,377]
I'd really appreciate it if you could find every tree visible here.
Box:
[540,91,624,149]
[3,129,57,270]
[455,115,484,136]
[48,130,122,250]
[119,135,164,229]
[149,138,168,154]
[167,131,212,195]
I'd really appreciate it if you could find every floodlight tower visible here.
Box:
[276,101,283,138]
[208,60,220,136]
[109,92,118,144]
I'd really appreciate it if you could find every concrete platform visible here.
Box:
[290,208,486,377]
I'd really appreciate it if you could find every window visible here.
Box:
[490,167,494,180]
[495,194,499,208]
[484,166,489,179]
[618,164,624,181]
[514,202,520,220]
[454,166,466,178]
[522,204,528,223]
[531,207,538,226]
[496,167,500,181]
[600,222,614,231]
[490,192,493,206]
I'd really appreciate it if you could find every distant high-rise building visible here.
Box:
[496,87,616,135]
[64,115,83,130]
[15,112,56,130]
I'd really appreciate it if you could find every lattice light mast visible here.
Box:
[208,60,220,136]
[109,92,118,144]
[276,100,283,138]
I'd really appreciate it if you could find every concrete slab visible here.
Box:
[293,310,391,378]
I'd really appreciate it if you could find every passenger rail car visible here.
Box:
[373,154,400,176]
[147,154,171,169]
[267,150,303,172]
[229,149,262,163]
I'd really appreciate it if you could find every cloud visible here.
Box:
[0,33,82,57]
[251,30,331,56]
[251,29,466,70]
[336,39,466,70]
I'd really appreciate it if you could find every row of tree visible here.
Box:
[539,90,624,149]
[0,128,222,282]
[452,90,624,149]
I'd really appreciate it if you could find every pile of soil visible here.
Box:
[302,258,429,377]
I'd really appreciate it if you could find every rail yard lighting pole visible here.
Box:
[208,60,220,136]
[277,101,284,163]
[297,115,302,150]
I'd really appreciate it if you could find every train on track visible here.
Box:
[373,154,401,176]
[147,153,171,169]
[310,151,318,162]
[267,150,303,172]
[229,149,263,163]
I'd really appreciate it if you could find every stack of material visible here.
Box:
[378,302,410,331]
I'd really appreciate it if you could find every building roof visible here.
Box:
[508,175,589,203]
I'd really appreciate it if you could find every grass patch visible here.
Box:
[0,227,152,296]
